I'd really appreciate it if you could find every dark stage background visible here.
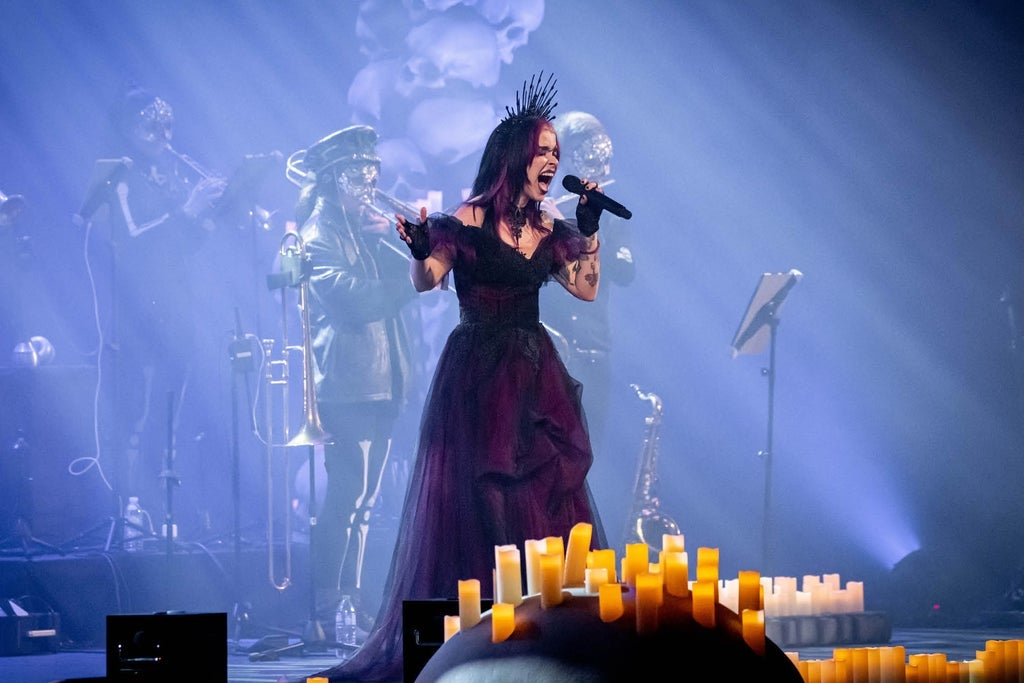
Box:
[1,0,1023,626]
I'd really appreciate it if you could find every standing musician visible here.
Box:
[288,125,418,626]
[541,111,635,480]
[77,86,227,543]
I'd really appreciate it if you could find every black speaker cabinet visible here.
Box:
[403,598,492,682]
[106,612,226,682]
[0,597,60,656]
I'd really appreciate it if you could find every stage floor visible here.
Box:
[2,626,1024,683]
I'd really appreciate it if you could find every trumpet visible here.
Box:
[166,143,222,182]
[261,231,332,591]
[374,188,421,217]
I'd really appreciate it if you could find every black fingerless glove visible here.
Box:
[575,199,603,237]
[402,218,431,260]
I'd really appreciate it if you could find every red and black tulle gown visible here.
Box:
[311,213,607,682]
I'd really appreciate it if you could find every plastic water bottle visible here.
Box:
[335,594,357,658]
[123,496,144,552]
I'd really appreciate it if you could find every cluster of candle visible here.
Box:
[786,639,1024,682]
[446,522,769,655]
[741,573,864,618]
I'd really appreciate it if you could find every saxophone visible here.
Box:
[624,384,681,553]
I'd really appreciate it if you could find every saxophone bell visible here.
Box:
[625,384,680,556]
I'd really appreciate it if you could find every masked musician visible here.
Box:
[540,111,635,486]
[290,125,417,628]
[78,86,227,543]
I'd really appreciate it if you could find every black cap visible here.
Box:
[305,125,381,173]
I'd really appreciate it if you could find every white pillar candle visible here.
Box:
[846,580,864,612]
[458,579,481,630]
[584,566,609,593]
[662,533,685,553]
[443,615,460,642]
[587,548,618,584]
[524,539,543,595]
[494,544,523,606]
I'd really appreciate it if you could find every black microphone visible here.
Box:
[561,175,632,220]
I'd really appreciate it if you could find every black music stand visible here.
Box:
[731,269,803,575]
[214,151,282,225]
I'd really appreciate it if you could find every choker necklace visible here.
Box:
[508,204,526,241]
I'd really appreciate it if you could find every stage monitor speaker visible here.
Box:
[403,598,493,682]
[106,612,226,682]
[0,597,60,656]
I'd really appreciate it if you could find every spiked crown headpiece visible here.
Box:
[496,71,558,138]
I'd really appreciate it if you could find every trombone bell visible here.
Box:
[0,190,26,226]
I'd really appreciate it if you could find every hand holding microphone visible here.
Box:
[561,175,632,220]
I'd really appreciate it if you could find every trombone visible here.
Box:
[261,230,332,591]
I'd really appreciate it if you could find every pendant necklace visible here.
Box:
[509,204,527,255]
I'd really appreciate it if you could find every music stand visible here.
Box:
[731,269,803,575]
[214,151,283,223]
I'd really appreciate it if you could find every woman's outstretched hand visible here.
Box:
[396,206,430,260]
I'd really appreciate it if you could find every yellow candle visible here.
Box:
[624,542,648,587]
[306,678,328,683]
[491,603,514,643]
[663,551,689,597]
[563,522,592,587]
[635,573,661,635]
[883,645,905,683]
[741,609,765,655]
[443,615,460,642]
[544,535,564,559]
[695,548,719,605]
[458,578,481,630]
[584,566,609,593]
[539,552,564,607]
[544,536,565,590]
[524,539,544,595]
[738,570,761,614]
[692,579,716,628]
[819,658,837,683]
[494,544,523,606]
[599,582,624,622]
